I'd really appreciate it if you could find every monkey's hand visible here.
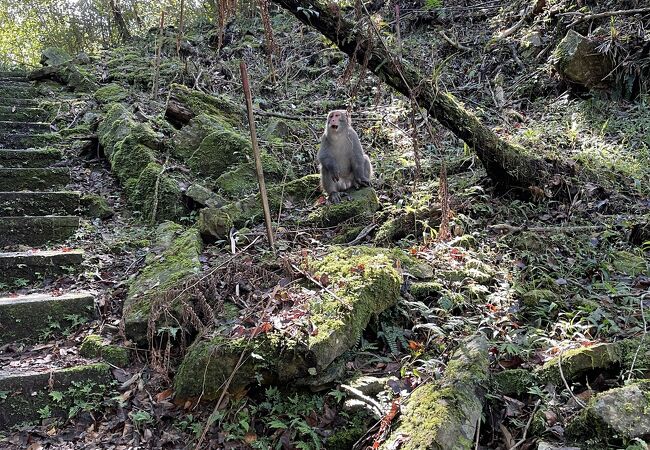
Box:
[354,177,370,189]
[329,192,342,203]
[331,171,340,182]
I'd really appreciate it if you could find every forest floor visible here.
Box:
[1,0,649,449]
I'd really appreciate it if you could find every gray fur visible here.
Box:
[318,110,372,204]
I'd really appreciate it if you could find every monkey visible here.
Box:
[317,110,372,204]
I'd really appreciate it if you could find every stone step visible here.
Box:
[0,191,80,216]
[0,106,49,122]
[0,120,50,133]
[0,148,62,168]
[0,97,40,107]
[0,216,79,247]
[0,249,84,285]
[0,131,60,148]
[0,168,70,191]
[0,362,111,428]
[0,291,95,344]
[0,70,28,78]
[0,76,28,83]
[0,85,37,99]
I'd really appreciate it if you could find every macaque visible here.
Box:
[318,110,372,203]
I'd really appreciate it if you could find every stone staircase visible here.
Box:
[0,70,111,429]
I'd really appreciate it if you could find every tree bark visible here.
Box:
[109,0,131,43]
[272,0,573,191]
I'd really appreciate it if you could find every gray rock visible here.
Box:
[554,30,613,89]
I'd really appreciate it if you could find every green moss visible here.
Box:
[215,152,286,197]
[94,83,129,103]
[123,222,203,343]
[537,343,621,385]
[80,334,129,367]
[128,162,186,222]
[169,83,244,127]
[326,413,372,449]
[610,250,648,277]
[80,194,114,219]
[410,281,443,301]
[308,187,380,226]
[332,225,365,244]
[493,369,537,396]
[521,289,559,308]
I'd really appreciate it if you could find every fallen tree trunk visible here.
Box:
[272,0,573,191]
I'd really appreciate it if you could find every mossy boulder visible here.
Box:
[41,47,72,66]
[214,152,286,198]
[521,289,560,308]
[554,30,614,90]
[382,335,489,450]
[80,334,129,367]
[199,174,321,240]
[174,246,411,399]
[80,194,114,219]
[308,187,379,226]
[375,204,441,243]
[566,381,650,442]
[536,343,621,386]
[98,104,185,221]
[186,183,226,208]
[94,83,129,103]
[123,222,203,343]
[172,114,251,178]
[167,83,244,127]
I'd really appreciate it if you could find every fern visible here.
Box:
[425,0,442,10]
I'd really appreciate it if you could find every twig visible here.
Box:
[340,384,383,418]
[438,30,472,52]
[240,61,276,254]
[627,292,649,382]
[290,262,352,310]
[489,223,604,234]
[508,399,541,450]
[347,223,378,246]
[560,7,650,26]
[558,350,586,409]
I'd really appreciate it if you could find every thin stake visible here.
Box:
[152,10,165,99]
[176,0,185,57]
[395,5,402,61]
[240,61,276,253]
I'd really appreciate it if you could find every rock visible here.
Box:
[493,368,538,396]
[199,174,321,240]
[215,152,286,198]
[567,381,650,440]
[348,375,397,396]
[80,334,129,367]
[80,194,114,219]
[97,103,185,221]
[123,222,203,343]
[40,47,72,66]
[73,52,91,65]
[174,246,414,400]
[308,187,380,226]
[537,442,580,450]
[165,83,244,127]
[381,334,489,450]
[94,83,129,103]
[554,30,614,90]
[536,343,621,386]
[185,183,226,208]
[375,204,441,243]
[172,114,251,178]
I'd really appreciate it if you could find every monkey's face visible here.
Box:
[327,110,348,133]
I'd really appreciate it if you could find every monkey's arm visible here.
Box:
[350,134,371,187]
[318,140,340,181]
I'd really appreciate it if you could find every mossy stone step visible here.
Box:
[0,291,95,344]
[0,106,49,122]
[0,191,80,216]
[0,168,69,190]
[0,121,50,133]
[0,362,111,428]
[0,76,28,83]
[0,85,37,99]
[0,131,60,147]
[0,70,27,78]
[0,97,40,107]
[0,249,84,284]
[0,216,79,247]
[0,148,62,168]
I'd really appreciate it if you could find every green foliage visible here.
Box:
[425,0,443,10]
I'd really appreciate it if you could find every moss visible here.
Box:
[94,83,129,103]
[308,187,380,226]
[173,115,251,178]
[610,250,648,277]
[537,343,621,385]
[80,334,129,367]
[410,281,443,301]
[123,223,203,343]
[214,152,286,197]
[375,204,441,243]
[169,83,244,127]
[326,413,372,449]
[128,162,186,222]
[521,289,560,308]
[332,225,365,244]
[80,194,114,219]
[493,369,537,396]
[60,124,92,138]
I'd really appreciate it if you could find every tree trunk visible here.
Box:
[109,0,131,43]
[272,0,573,191]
